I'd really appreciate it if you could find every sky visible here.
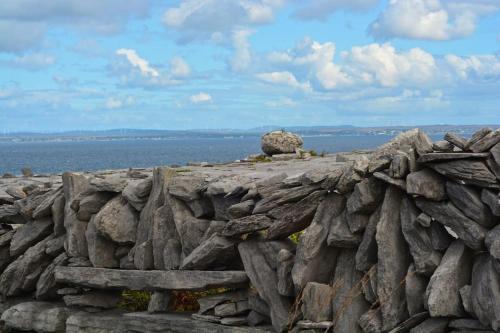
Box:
[0,0,499,132]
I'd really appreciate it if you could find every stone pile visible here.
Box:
[1,127,500,332]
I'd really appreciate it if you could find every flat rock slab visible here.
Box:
[417,153,489,163]
[54,267,248,291]
[66,311,273,333]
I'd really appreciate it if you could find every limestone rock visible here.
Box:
[433,140,454,152]
[94,196,138,245]
[426,240,472,317]
[389,153,409,179]
[301,282,333,322]
[148,291,171,313]
[86,215,118,268]
[35,252,69,300]
[405,264,428,316]
[373,171,407,191]
[355,206,381,272]
[346,177,384,214]
[32,187,62,219]
[409,318,448,333]
[446,181,495,228]
[471,254,500,331]
[180,234,238,270]
[163,238,182,270]
[486,225,500,273]
[0,204,26,224]
[359,308,383,333]
[228,200,255,219]
[466,127,492,149]
[253,184,320,214]
[276,249,294,297]
[261,131,303,155]
[122,177,153,211]
[51,192,65,236]
[1,301,72,333]
[151,203,179,270]
[444,132,467,150]
[469,129,500,152]
[429,160,498,188]
[481,189,500,216]
[222,214,273,237]
[197,290,248,315]
[73,191,114,221]
[327,210,362,248]
[406,169,446,201]
[10,217,53,257]
[417,152,489,163]
[459,285,473,316]
[64,291,120,309]
[134,240,154,270]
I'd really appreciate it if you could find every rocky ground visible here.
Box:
[1,128,500,333]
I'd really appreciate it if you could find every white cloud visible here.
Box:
[256,71,312,92]
[265,97,298,108]
[7,52,56,70]
[445,54,500,81]
[116,49,159,78]
[291,0,379,21]
[170,56,191,78]
[370,0,500,40]
[230,29,253,72]
[105,96,135,109]
[190,92,212,103]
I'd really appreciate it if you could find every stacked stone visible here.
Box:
[0,128,500,333]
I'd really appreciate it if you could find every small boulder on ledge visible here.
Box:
[261,130,303,155]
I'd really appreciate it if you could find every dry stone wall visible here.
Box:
[1,128,500,332]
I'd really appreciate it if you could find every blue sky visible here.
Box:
[0,0,499,132]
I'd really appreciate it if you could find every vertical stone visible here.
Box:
[85,215,118,268]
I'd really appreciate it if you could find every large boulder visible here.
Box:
[261,130,303,155]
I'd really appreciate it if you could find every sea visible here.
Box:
[0,134,443,175]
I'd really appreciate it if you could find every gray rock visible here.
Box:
[492,142,500,165]
[32,187,62,219]
[406,169,446,201]
[433,140,454,152]
[401,196,442,276]
[387,312,429,333]
[466,127,492,150]
[416,213,432,227]
[51,192,66,236]
[346,177,384,215]
[359,308,383,333]
[253,184,320,214]
[428,221,453,251]
[300,282,333,322]
[321,168,344,190]
[426,240,472,317]
[247,311,270,327]
[197,290,248,315]
[210,194,241,221]
[471,254,500,330]
[168,174,207,202]
[122,177,153,211]
[486,225,500,273]
[94,196,138,245]
[64,291,120,309]
[405,264,428,316]
[336,164,363,194]
[1,301,71,333]
[248,290,270,317]
[459,285,474,316]
[73,191,114,221]
[355,206,381,272]
[487,157,500,181]
[429,160,498,188]
[267,190,326,240]
[220,316,248,326]
[67,256,92,267]
[327,210,362,248]
[361,267,377,304]
[469,129,500,152]
[238,239,293,332]
[201,220,227,242]
[376,186,410,331]
[228,200,255,219]
[57,287,80,295]
[276,249,294,297]
[444,132,467,150]
[261,131,303,155]
[481,189,500,216]
[409,318,449,333]
[0,235,53,296]
[163,238,182,270]
[331,249,370,333]
[191,313,221,323]
[5,186,26,200]
[347,212,370,234]
[134,240,154,270]
[389,153,409,179]
[415,199,487,250]
[449,318,490,330]
[417,152,489,163]
[222,214,273,237]
[36,252,69,300]
[55,266,249,291]
[151,203,179,270]
[214,300,250,317]
[181,234,238,270]
[0,204,26,224]
[89,175,128,192]
[446,181,495,228]
[86,215,118,268]
[14,189,50,219]
[373,171,407,191]
[148,291,171,313]
[9,217,53,257]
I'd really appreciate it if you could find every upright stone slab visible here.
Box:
[471,254,500,331]
[446,181,495,228]
[376,186,410,331]
[36,252,69,300]
[425,240,472,317]
[405,264,428,316]
[301,282,333,322]
[85,215,118,268]
[152,202,179,270]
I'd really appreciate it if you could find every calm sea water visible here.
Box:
[0,135,442,175]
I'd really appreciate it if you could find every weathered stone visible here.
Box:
[57,287,80,296]
[433,140,454,152]
[429,160,498,188]
[444,132,467,150]
[336,164,363,194]
[416,199,487,250]
[387,312,429,333]
[64,291,120,309]
[301,282,333,322]
[347,177,384,215]
[369,156,392,174]
[459,285,473,316]
[247,311,270,327]
[209,194,241,221]
[486,225,500,273]
[197,290,248,315]
[5,186,26,200]
[74,191,114,221]
[253,184,320,214]
[267,190,326,240]
[417,152,490,163]
[469,129,500,152]
[94,196,138,245]
[67,256,92,267]
[409,318,448,333]
[0,236,53,296]
[361,267,377,304]
[86,215,118,268]
[321,168,344,190]
[1,301,72,333]
[9,217,53,257]
[14,190,50,219]
[471,254,500,330]
[163,238,182,270]
[327,210,362,248]
[297,320,333,330]
[228,200,255,219]
[238,239,293,332]
[446,181,496,227]
[428,221,453,251]
[214,300,250,317]
[181,234,238,270]
[466,127,492,149]
[276,249,294,297]
[151,203,179,270]
[122,177,152,211]
[220,316,248,326]
[426,240,472,317]
[222,214,273,237]
[401,196,442,276]
[331,249,370,333]
[148,291,171,313]
[36,252,69,300]
[201,220,227,242]
[0,204,26,224]
[89,175,127,193]
[373,171,407,191]
[405,264,428,316]
[406,169,446,201]
[347,212,370,234]
[33,187,62,219]
[416,213,432,227]
[191,313,221,323]
[487,157,500,181]
[261,131,303,155]
[481,189,500,216]
[389,153,409,179]
[134,240,154,270]
[168,175,207,202]
[51,192,65,236]
[355,206,381,272]
[376,186,410,331]
[449,318,490,331]
[359,308,383,333]
[55,266,249,291]
[248,290,270,317]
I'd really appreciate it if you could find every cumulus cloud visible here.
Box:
[445,54,500,81]
[370,0,500,41]
[116,49,159,78]
[291,0,379,21]
[0,0,150,52]
[190,92,212,103]
[256,71,312,92]
[162,0,284,42]
[230,29,254,72]
[170,56,191,78]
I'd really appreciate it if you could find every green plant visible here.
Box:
[308,150,318,157]
[253,155,272,163]
[289,231,303,243]
[118,290,151,311]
